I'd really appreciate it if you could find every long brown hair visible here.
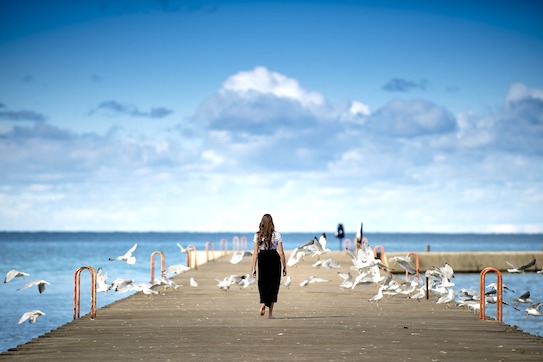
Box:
[256,214,275,250]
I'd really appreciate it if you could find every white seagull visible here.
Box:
[4,269,30,283]
[18,310,45,324]
[109,278,134,293]
[164,264,190,276]
[310,236,331,258]
[229,250,253,264]
[176,242,188,253]
[152,277,179,290]
[313,258,341,269]
[506,258,536,273]
[512,291,533,306]
[525,302,542,318]
[388,256,416,274]
[368,286,384,303]
[287,247,305,267]
[337,272,353,289]
[299,275,329,287]
[409,286,427,302]
[96,267,109,293]
[284,275,292,288]
[109,243,137,265]
[18,280,50,294]
[436,288,456,306]
[134,283,159,295]
[190,277,198,288]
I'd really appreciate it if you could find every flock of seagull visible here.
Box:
[5,236,542,326]
[213,233,542,323]
[4,242,198,325]
[277,235,543,320]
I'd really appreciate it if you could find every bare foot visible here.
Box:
[260,304,265,316]
[268,315,276,319]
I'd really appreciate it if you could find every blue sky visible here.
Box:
[1,0,542,233]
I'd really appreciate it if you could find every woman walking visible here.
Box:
[251,214,287,319]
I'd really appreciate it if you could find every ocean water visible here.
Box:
[0,231,542,353]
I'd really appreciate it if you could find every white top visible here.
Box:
[253,231,283,251]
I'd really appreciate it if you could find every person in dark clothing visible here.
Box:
[251,214,287,319]
[336,223,345,251]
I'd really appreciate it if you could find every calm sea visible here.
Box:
[0,232,542,353]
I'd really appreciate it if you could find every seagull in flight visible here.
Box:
[4,269,30,283]
[313,258,341,269]
[337,272,353,289]
[388,256,416,274]
[229,250,253,264]
[299,275,329,287]
[18,280,50,294]
[164,264,190,276]
[96,267,109,293]
[287,247,305,267]
[18,310,45,324]
[109,243,137,265]
[512,291,533,307]
[525,302,542,318]
[506,258,536,273]
[310,236,331,258]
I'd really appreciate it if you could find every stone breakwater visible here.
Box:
[383,251,543,273]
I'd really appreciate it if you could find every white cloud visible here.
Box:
[505,82,543,104]
[350,101,371,116]
[1,73,542,233]
[221,66,325,108]
[368,99,457,137]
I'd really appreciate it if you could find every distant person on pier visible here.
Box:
[335,224,345,251]
[251,214,287,319]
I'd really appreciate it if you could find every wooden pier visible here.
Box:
[1,252,542,361]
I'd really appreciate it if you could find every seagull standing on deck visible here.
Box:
[368,285,384,303]
[284,275,292,288]
[109,243,137,265]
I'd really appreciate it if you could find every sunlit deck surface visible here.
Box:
[1,252,542,361]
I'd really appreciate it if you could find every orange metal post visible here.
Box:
[73,266,97,320]
[373,245,386,265]
[240,236,248,251]
[220,238,228,254]
[186,245,198,270]
[232,236,240,251]
[150,251,166,283]
[205,241,215,262]
[479,267,503,322]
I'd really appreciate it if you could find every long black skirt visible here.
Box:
[257,250,281,307]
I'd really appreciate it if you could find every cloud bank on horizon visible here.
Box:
[1,66,541,232]
[0,1,542,233]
